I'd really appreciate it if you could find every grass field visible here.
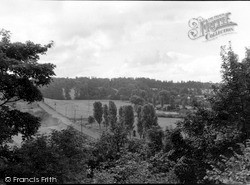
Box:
[44,98,182,130]
[44,98,131,119]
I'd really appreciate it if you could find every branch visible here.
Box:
[0,97,21,107]
[0,98,11,107]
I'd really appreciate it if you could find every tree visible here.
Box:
[93,151,179,184]
[0,29,55,146]
[93,101,103,130]
[88,115,95,124]
[136,105,143,138]
[159,90,170,107]
[206,142,250,184]
[118,106,124,125]
[130,95,144,107]
[209,45,250,140]
[2,127,92,184]
[103,104,109,129]
[141,104,158,138]
[121,105,134,138]
[93,123,129,167]
[108,101,117,131]
[160,96,164,109]
[152,96,156,108]
[172,45,250,184]
[147,125,164,155]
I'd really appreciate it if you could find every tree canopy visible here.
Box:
[0,29,55,145]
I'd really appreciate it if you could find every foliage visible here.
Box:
[40,76,213,101]
[0,29,55,145]
[1,127,93,184]
[0,29,55,107]
[119,105,134,137]
[173,44,250,184]
[159,90,170,105]
[148,151,176,174]
[129,95,145,106]
[92,123,128,168]
[118,106,123,124]
[209,45,250,140]
[103,104,109,128]
[88,115,95,124]
[108,101,117,131]
[136,105,143,138]
[147,125,164,155]
[206,143,250,184]
[93,150,179,184]
[141,104,158,138]
[93,101,103,129]
[0,106,41,144]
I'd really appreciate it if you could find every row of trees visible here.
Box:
[39,76,214,101]
[92,99,163,140]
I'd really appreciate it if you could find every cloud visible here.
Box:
[124,50,192,68]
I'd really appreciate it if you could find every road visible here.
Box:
[38,101,99,141]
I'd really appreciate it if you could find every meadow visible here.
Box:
[44,98,131,119]
[44,98,182,130]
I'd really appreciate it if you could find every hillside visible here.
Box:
[40,77,217,101]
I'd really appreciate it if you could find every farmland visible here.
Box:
[44,98,131,119]
[43,98,182,130]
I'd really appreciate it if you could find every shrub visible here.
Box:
[88,116,95,124]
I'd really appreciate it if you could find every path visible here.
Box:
[38,102,99,141]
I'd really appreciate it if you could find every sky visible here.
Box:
[1,0,250,83]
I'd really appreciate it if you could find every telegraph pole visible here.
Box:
[80,116,83,133]
[74,109,76,123]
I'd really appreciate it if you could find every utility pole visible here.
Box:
[80,116,83,133]
[88,100,90,117]
[74,109,76,123]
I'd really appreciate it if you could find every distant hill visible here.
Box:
[39,77,218,102]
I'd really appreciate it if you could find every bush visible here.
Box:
[2,127,93,184]
[88,116,95,124]
[206,143,250,184]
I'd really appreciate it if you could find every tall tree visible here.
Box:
[159,90,170,107]
[0,29,55,145]
[121,105,134,138]
[141,104,158,138]
[175,44,250,183]
[103,104,109,129]
[152,96,156,108]
[147,125,164,154]
[210,45,250,140]
[118,106,124,125]
[93,101,103,130]
[137,105,143,138]
[108,101,117,131]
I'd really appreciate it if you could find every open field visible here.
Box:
[44,98,132,119]
[158,117,182,130]
[10,101,68,148]
[44,98,182,131]
[78,117,182,138]
[10,100,182,148]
